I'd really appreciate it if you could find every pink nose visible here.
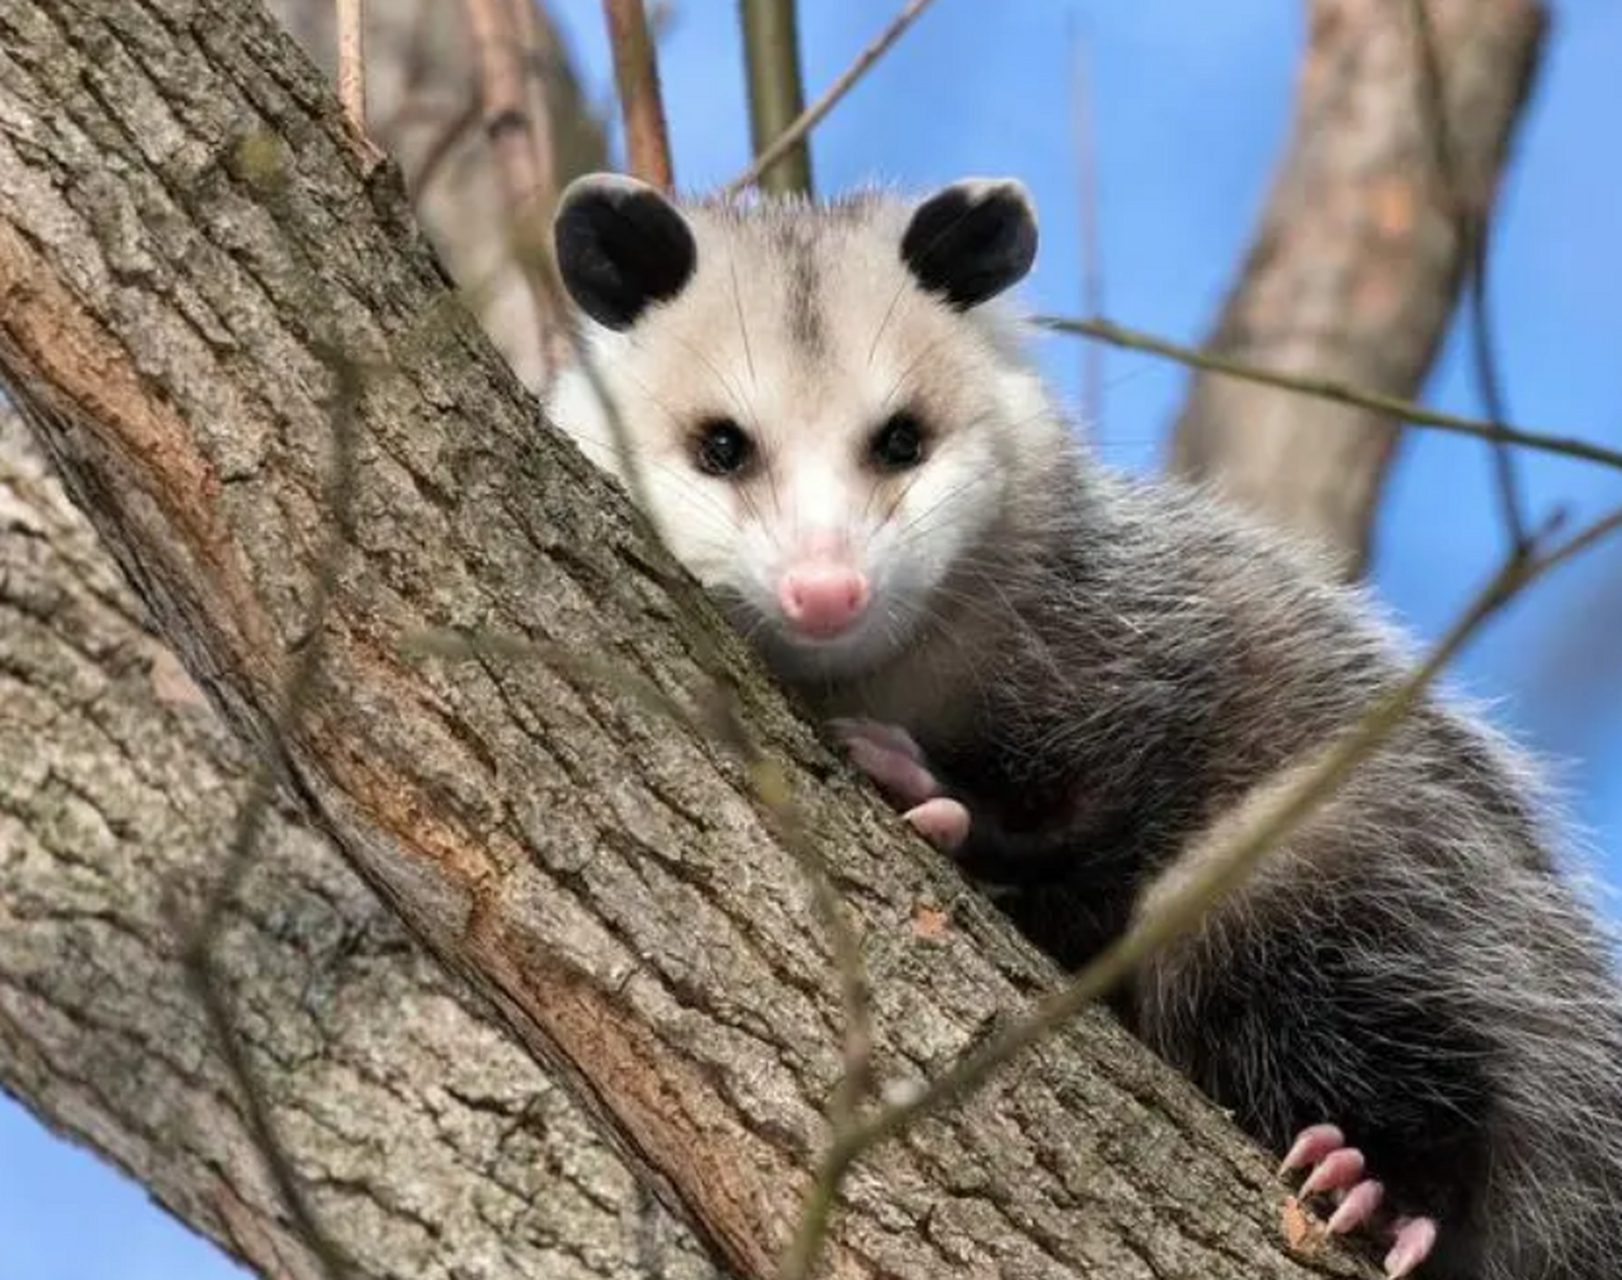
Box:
[779,563,869,638]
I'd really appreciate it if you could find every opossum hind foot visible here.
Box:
[1282,1124,1439,1277]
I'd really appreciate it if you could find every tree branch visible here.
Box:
[738,0,813,195]
[335,0,367,134]
[602,0,675,189]
[723,0,941,198]
[0,411,725,1280]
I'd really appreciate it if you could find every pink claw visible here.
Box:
[1327,1179,1385,1234]
[1280,1124,1347,1175]
[1281,1125,1440,1276]
[1384,1216,1438,1278]
[829,718,925,763]
[834,718,944,811]
[1300,1146,1366,1198]
[832,718,973,852]
[902,797,972,852]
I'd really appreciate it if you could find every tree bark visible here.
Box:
[0,3,1370,1279]
[1167,0,1546,577]
[0,410,723,1280]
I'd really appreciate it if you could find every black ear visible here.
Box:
[553,173,698,330]
[900,178,1037,311]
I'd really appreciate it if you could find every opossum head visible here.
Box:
[545,172,1066,682]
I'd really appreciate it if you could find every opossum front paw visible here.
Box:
[897,797,971,851]
[831,719,971,852]
[1281,1124,1438,1277]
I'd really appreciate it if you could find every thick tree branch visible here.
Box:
[0,412,724,1280]
[0,3,1371,1278]
[1167,0,1546,577]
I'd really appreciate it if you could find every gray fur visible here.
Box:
[902,464,1622,1280]
[545,176,1622,1280]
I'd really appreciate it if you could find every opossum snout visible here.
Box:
[778,561,869,638]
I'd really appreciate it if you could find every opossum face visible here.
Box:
[546,173,1055,681]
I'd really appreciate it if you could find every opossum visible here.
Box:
[543,170,1622,1278]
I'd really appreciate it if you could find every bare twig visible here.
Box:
[776,500,1622,1280]
[724,0,943,197]
[335,0,367,135]
[178,343,366,1280]
[1038,313,1622,474]
[1069,22,1105,431]
[1407,0,1531,554]
[527,259,879,1224]
[602,0,675,189]
[738,0,813,195]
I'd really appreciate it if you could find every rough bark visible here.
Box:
[1167,0,1546,577]
[0,8,709,1279]
[0,3,1372,1279]
[0,411,722,1280]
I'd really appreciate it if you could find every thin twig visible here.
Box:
[1406,0,1530,553]
[1037,313,1622,474]
[601,0,675,189]
[723,0,943,197]
[178,344,366,1280]
[335,0,367,135]
[775,500,1622,1280]
[737,0,813,195]
[702,694,875,1138]
[1069,21,1105,431]
[526,258,879,1215]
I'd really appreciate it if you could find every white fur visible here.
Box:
[545,186,1062,683]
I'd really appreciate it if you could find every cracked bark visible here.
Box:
[0,3,1389,1279]
[1167,0,1546,577]
[0,6,704,1277]
[0,403,724,1280]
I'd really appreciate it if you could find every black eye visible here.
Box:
[692,417,754,476]
[868,411,927,472]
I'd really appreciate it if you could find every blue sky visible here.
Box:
[5,1,1620,1274]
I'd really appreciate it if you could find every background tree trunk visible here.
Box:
[263,0,608,392]
[1168,0,1545,577]
[0,2,1370,1277]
